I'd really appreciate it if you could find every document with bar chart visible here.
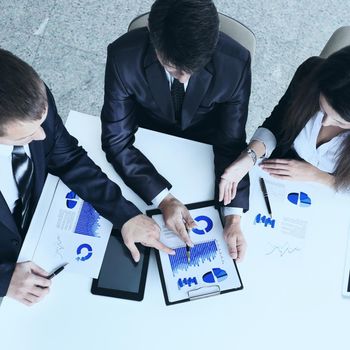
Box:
[148,202,243,305]
[18,175,112,278]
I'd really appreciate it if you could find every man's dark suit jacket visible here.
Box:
[261,56,324,158]
[101,28,251,210]
[0,87,141,296]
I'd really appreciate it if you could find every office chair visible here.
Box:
[128,12,256,61]
[320,26,350,58]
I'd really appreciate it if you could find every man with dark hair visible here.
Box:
[101,0,251,260]
[0,49,173,305]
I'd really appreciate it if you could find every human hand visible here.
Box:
[121,214,174,262]
[219,154,254,205]
[159,194,196,246]
[260,159,325,182]
[223,215,247,262]
[6,262,51,306]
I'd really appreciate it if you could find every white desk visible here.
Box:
[0,111,349,350]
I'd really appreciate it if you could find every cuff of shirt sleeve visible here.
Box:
[251,127,277,158]
[220,207,243,217]
[152,188,170,207]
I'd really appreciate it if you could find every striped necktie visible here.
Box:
[11,146,34,233]
[171,78,185,124]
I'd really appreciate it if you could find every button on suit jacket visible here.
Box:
[101,28,251,210]
[0,86,141,296]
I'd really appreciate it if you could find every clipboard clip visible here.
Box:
[187,285,220,301]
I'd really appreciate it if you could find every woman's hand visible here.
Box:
[219,154,254,205]
[260,159,334,185]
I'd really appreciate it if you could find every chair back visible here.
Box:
[320,26,350,58]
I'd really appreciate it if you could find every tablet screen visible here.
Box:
[91,230,150,300]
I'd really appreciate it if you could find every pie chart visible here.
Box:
[192,215,213,235]
[203,268,228,283]
[287,192,311,207]
[66,191,79,209]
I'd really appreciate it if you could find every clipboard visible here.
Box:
[147,200,243,306]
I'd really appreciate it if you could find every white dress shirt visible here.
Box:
[0,144,31,213]
[152,69,243,216]
[251,111,350,173]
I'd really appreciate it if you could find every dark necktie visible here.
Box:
[12,146,34,234]
[171,78,185,124]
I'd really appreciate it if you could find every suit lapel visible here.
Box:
[143,43,214,129]
[181,67,213,129]
[29,140,46,210]
[144,45,175,123]
[0,191,19,236]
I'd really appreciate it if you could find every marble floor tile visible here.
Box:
[32,39,105,121]
[42,0,143,64]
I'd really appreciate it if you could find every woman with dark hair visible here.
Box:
[219,46,350,205]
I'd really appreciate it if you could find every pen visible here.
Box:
[186,244,191,264]
[259,177,272,217]
[48,263,68,279]
[184,223,191,264]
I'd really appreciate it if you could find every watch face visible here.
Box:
[246,148,257,164]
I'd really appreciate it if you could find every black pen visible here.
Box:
[183,220,192,263]
[48,263,68,279]
[186,244,191,264]
[259,177,272,217]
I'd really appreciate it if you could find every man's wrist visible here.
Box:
[159,193,174,209]
[152,188,170,207]
[224,214,241,226]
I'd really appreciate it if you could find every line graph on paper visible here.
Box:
[265,242,301,257]
[55,235,65,259]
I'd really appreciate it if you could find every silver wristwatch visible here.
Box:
[244,148,258,165]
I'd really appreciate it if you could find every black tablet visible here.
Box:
[91,230,150,301]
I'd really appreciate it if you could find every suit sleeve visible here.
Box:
[0,262,15,297]
[45,88,141,230]
[260,56,322,144]
[100,45,171,205]
[213,54,251,211]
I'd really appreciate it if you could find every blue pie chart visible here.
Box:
[203,268,228,283]
[192,215,213,235]
[76,243,93,261]
[66,191,78,209]
[288,192,311,207]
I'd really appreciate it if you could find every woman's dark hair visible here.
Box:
[280,45,350,190]
[0,48,47,136]
[148,0,219,73]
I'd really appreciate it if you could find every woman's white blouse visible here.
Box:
[251,111,350,173]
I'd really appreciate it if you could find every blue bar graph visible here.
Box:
[177,277,198,289]
[74,202,101,237]
[168,240,218,276]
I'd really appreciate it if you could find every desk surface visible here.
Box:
[0,111,349,350]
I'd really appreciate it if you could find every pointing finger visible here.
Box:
[151,239,175,255]
[125,241,141,262]
[175,222,193,247]
[231,182,237,200]
[219,179,227,202]
[183,211,196,229]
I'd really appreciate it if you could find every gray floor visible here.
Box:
[1,0,349,138]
